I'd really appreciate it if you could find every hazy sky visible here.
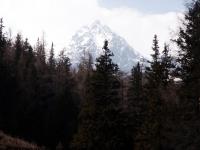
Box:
[99,0,185,13]
[0,0,185,57]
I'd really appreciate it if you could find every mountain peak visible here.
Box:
[89,20,112,37]
[91,20,102,27]
[67,21,142,72]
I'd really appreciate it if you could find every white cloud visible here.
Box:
[100,8,183,58]
[0,0,183,57]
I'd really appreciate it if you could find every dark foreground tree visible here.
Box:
[161,43,174,87]
[176,0,200,116]
[0,21,80,149]
[72,40,129,150]
[136,35,163,150]
[173,0,200,149]
[127,62,147,149]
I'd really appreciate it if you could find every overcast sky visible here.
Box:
[99,0,185,13]
[0,0,186,57]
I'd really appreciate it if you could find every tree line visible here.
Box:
[0,0,200,150]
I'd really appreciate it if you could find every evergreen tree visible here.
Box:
[127,62,147,149]
[0,18,8,130]
[128,63,143,104]
[129,63,144,124]
[0,18,6,62]
[17,38,38,139]
[176,0,200,115]
[14,34,24,64]
[76,52,93,98]
[161,43,173,87]
[71,52,94,150]
[0,19,78,149]
[72,40,127,150]
[145,35,162,87]
[71,65,95,150]
[48,42,56,72]
[0,18,4,41]
[137,35,163,150]
[172,1,200,149]
[47,50,78,149]
[35,38,46,74]
[23,38,35,75]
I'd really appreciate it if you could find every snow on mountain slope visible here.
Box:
[67,20,143,72]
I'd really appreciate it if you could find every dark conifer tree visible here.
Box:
[0,19,79,150]
[14,34,24,64]
[0,25,20,136]
[145,35,162,87]
[136,35,163,150]
[35,38,46,74]
[71,52,94,150]
[172,1,200,148]
[72,40,128,150]
[176,0,200,116]
[48,42,56,72]
[128,63,143,106]
[45,50,79,149]
[160,43,173,87]
[71,62,95,150]
[0,18,6,63]
[126,62,147,149]
[0,18,8,130]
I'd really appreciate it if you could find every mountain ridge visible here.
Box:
[67,20,144,72]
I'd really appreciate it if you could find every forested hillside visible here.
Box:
[0,1,200,150]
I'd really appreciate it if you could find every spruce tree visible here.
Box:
[0,18,4,41]
[71,52,94,150]
[71,65,95,150]
[161,43,173,87]
[176,0,200,115]
[72,40,127,150]
[128,63,143,104]
[0,18,6,62]
[173,1,200,148]
[14,34,24,64]
[35,38,46,74]
[93,40,130,150]
[49,50,78,149]
[137,35,163,150]
[48,42,56,72]
[127,62,147,149]
[0,18,8,130]
[145,35,162,87]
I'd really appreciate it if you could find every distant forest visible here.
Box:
[0,1,200,150]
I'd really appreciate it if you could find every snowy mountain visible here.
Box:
[67,20,143,72]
